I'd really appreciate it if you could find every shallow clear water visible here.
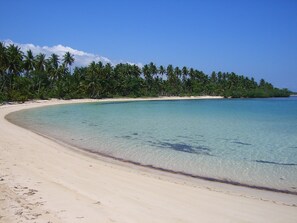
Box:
[8,97,297,192]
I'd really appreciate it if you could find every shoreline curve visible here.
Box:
[5,97,297,196]
[1,97,297,223]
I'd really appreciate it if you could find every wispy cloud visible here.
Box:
[2,39,142,68]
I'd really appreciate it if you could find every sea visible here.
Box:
[7,97,297,193]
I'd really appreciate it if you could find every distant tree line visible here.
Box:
[0,43,291,102]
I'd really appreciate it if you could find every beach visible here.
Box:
[0,97,296,223]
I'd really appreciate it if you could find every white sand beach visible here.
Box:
[0,97,296,223]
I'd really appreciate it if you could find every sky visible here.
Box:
[0,0,296,91]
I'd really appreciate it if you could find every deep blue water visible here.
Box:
[8,97,297,192]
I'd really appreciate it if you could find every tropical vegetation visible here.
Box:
[0,43,291,102]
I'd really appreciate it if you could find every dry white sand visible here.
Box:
[0,97,296,223]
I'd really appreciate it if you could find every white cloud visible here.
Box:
[2,39,142,68]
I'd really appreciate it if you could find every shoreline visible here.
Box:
[52,147,297,196]
[1,97,297,222]
[12,123,297,196]
[6,96,297,196]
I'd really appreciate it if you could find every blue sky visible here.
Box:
[1,0,297,91]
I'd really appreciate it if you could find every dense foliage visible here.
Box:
[0,43,291,102]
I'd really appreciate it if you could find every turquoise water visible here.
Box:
[8,97,297,192]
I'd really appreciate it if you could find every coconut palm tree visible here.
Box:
[103,63,115,95]
[34,53,46,72]
[6,44,23,89]
[31,53,49,96]
[0,42,8,73]
[158,65,165,79]
[23,50,35,76]
[182,66,188,81]
[174,66,182,79]
[46,53,60,87]
[85,61,101,98]
[6,44,23,75]
[142,64,150,81]
[63,52,74,74]
[148,62,157,79]
[49,53,59,70]
[0,42,8,92]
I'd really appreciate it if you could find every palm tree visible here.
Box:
[148,62,157,79]
[6,44,23,89]
[0,42,8,73]
[174,66,182,80]
[210,71,217,83]
[34,53,46,72]
[182,66,188,81]
[32,53,48,96]
[142,64,152,95]
[142,64,151,81]
[85,61,100,98]
[6,44,23,74]
[158,65,165,79]
[181,66,189,92]
[23,50,35,76]
[0,42,8,92]
[49,53,59,70]
[46,53,60,87]
[63,52,74,73]
[104,63,114,95]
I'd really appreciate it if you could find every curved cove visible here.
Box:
[7,98,297,193]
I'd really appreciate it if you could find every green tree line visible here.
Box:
[0,43,291,102]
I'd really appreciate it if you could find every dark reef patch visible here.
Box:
[217,138,233,141]
[232,141,252,146]
[176,135,192,139]
[159,142,195,153]
[195,134,204,137]
[157,142,211,155]
[88,123,98,127]
[122,135,132,139]
[190,139,206,143]
[254,160,297,166]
